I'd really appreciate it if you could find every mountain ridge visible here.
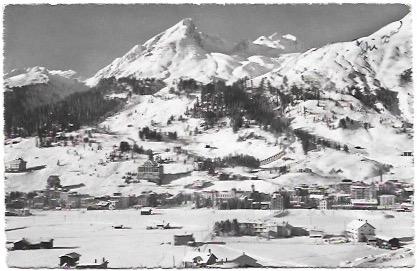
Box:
[85,18,300,86]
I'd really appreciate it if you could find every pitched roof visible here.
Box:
[142,159,160,167]
[15,237,53,244]
[232,254,263,267]
[346,219,375,232]
[375,235,398,241]
[60,252,81,259]
[183,252,217,264]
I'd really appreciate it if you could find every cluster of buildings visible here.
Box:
[345,219,401,249]
[6,174,413,214]
[182,218,403,268]
[194,184,281,210]
[328,179,414,211]
[183,250,264,268]
[36,129,95,148]
[192,179,414,212]
[5,174,189,213]
[213,219,309,239]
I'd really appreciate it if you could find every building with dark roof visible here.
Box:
[137,159,164,185]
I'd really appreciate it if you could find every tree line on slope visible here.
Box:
[5,78,127,138]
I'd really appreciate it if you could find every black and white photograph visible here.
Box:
[1,1,415,269]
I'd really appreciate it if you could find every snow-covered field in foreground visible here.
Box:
[6,208,413,268]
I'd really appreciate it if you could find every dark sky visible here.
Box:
[4,3,410,78]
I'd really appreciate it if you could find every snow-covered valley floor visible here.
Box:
[6,208,414,268]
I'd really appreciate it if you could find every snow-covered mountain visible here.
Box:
[87,13,412,124]
[5,66,80,89]
[86,18,300,86]
[4,66,88,110]
[256,13,413,122]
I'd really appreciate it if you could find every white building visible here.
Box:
[346,219,375,242]
[378,194,396,208]
[319,198,332,210]
[350,183,377,200]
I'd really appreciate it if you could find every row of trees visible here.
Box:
[196,154,260,174]
[213,219,241,236]
[117,76,165,95]
[118,141,154,159]
[294,128,349,154]
[139,127,163,141]
[213,218,259,236]
[138,127,178,141]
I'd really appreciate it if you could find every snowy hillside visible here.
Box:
[250,14,414,184]
[4,14,413,196]
[4,66,89,121]
[256,13,413,122]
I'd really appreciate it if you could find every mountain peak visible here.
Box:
[179,17,195,28]
[167,17,197,37]
[5,66,81,88]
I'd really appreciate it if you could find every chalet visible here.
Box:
[137,159,164,185]
[230,253,263,268]
[174,234,195,246]
[183,249,218,268]
[5,158,27,172]
[13,238,54,250]
[140,208,152,215]
[60,252,81,267]
[375,236,400,249]
[346,219,375,242]
[402,151,413,156]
